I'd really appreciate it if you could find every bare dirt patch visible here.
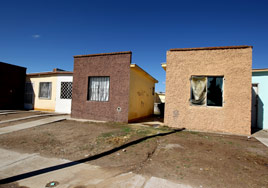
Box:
[0,120,267,188]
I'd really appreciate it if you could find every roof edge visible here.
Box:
[0,61,27,69]
[27,71,73,76]
[169,45,253,52]
[252,68,268,72]
[130,64,158,83]
[74,51,132,58]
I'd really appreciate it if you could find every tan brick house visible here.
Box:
[162,46,252,135]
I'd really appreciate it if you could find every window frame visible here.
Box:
[38,82,52,100]
[190,75,224,107]
[87,76,110,102]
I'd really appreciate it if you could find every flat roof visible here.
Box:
[74,51,132,58]
[0,61,26,69]
[169,45,253,52]
[27,71,73,76]
[130,64,158,83]
[252,68,268,73]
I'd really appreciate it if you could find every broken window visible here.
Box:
[39,82,52,99]
[190,76,223,107]
[87,77,110,101]
[60,82,72,99]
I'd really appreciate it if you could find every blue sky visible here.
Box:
[1,0,268,92]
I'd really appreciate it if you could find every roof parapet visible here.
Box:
[74,51,132,58]
[169,45,253,52]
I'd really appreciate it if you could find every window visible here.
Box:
[60,82,72,99]
[39,82,52,99]
[190,76,223,107]
[24,82,34,104]
[87,77,110,101]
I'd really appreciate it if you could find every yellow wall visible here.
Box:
[128,68,156,121]
[26,75,57,111]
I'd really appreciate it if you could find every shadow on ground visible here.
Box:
[0,128,184,184]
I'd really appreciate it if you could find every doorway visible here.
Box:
[251,83,258,130]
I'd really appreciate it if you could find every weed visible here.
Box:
[121,127,132,133]
[100,132,114,138]
[136,129,152,136]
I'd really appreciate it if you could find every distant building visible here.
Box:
[252,68,268,130]
[154,92,165,103]
[0,62,26,110]
[71,51,158,122]
[162,46,252,135]
[25,68,73,113]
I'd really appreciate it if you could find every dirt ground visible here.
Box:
[0,119,267,188]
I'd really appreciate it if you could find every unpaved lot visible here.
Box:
[0,120,267,188]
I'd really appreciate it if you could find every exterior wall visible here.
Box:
[71,52,131,122]
[55,75,73,114]
[252,72,268,129]
[165,47,252,135]
[128,68,155,121]
[26,75,57,111]
[0,62,26,110]
[155,93,165,103]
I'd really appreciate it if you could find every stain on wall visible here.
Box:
[128,67,156,121]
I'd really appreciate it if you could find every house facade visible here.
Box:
[71,51,158,122]
[0,62,26,110]
[25,69,73,113]
[252,69,268,130]
[163,46,252,135]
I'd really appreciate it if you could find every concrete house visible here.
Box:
[71,51,158,122]
[0,62,26,110]
[162,46,252,135]
[25,68,73,113]
[252,68,268,130]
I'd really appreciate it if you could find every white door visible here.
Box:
[55,76,73,114]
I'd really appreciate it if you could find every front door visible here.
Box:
[251,84,258,128]
[24,82,34,109]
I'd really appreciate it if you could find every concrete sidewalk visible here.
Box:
[0,111,34,115]
[0,148,193,188]
[252,130,268,147]
[0,113,61,124]
[0,116,68,135]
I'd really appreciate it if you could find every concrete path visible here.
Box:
[0,111,34,115]
[0,110,16,113]
[0,148,193,188]
[0,115,68,135]
[252,130,268,147]
[0,113,61,124]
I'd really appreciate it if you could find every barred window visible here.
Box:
[190,76,223,107]
[24,82,34,104]
[87,77,110,101]
[39,82,52,99]
[60,82,72,99]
